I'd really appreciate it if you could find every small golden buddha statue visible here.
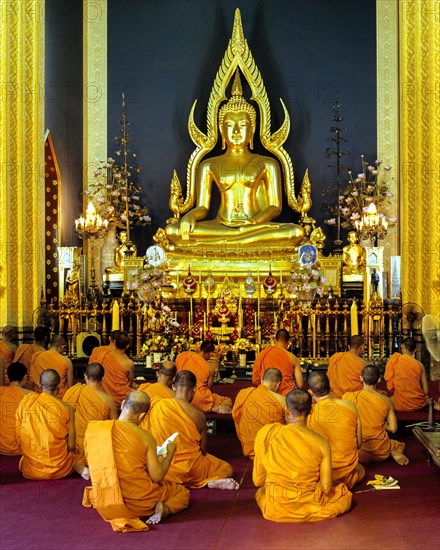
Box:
[343,231,366,274]
[64,262,80,304]
[105,231,137,274]
[165,72,304,247]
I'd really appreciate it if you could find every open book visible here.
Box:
[156,432,179,457]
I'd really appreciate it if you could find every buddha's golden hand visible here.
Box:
[180,212,197,240]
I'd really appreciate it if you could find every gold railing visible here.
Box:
[47,295,403,361]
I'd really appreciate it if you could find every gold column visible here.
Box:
[376,0,400,263]
[0,0,45,328]
[399,0,440,313]
[83,0,107,285]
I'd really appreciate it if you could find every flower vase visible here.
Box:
[100,222,118,275]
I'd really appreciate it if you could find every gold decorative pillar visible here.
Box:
[0,0,45,328]
[83,0,107,287]
[399,0,440,313]
[376,0,400,264]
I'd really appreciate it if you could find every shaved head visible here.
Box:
[51,334,66,348]
[40,369,60,389]
[349,335,364,350]
[262,368,282,384]
[158,361,177,378]
[362,365,380,386]
[122,390,150,414]
[307,371,330,397]
[86,362,105,382]
[7,362,27,383]
[174,370,197,390]
[276,329,290,343]
[286,389,312,416]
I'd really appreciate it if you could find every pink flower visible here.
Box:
[351,212,360,220]
[143,215,151,222]
[320,276,327,284]
[384,165,392,170]
[351,191,358,197]
[365,197,374,203]
[367,165,375,172]
[358,173,366,180]
[371,169,378,175]
[162,305,171,313]
[389,217,398,223]
[386,192,394,197]
[325,218,336,225]
[302,283,311,292]
[375,160,382,165]
[316,286,324,295]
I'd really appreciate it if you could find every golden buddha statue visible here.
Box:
[165,73,304,247]
[105,230,137,274]
[343,231,366,274]
[64,262,80,304]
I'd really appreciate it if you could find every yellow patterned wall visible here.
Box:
[400,0,440,314]
[0,0,45,328]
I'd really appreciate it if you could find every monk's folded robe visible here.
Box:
[148,398,233,487]
[88,344,111,365]
[0,386,28,455]
[16,392,74,479]
[384,353,428,411]
[64,383,110,465]
[253,423,352,523]
[326,352,364,398]
[138,382,174,401]
[308,400,365,489]
[232,385,284,458]
[252,346,296,396]
[92,348,131,409]
[30,350,69,397]
[83,420,189,532]
[0,341,15,385]
[176,351,229,412]
[343,390,403,462]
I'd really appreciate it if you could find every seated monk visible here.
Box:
[165,70,304,248]
[343,365,409,465]
[232,368,285,459]
[88,329,121,364]
[176,340,232,413]
[13,326,50,389]
[29,334,73,398]
[0,325,17,385]
[105,231,137,274]
[148,370,239,490]
[326,335,367,398]
[252,329,303,395]
[64,362,117,467]
[92,331,135,410]
[83,390,190,531]
[384,337,429,411]
[307,372,365,489]
[253,389,352,522]
[16,369,89,480]
[139,361,176,401]
[0,362,33,455]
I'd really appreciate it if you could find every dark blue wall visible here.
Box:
[105,0,377,254]
[45,0,83,246]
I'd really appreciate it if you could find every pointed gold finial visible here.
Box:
[231,68,243,97]
[231,9,245,54]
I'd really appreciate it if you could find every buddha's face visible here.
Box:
[348,232,358,244]
[119,231,127,244]
[222,112,253,150]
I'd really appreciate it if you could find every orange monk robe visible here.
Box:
[83,420,189,532]
[0,386,28,455]
[343,390,403,462]
[138,381,174,401]
[16,392,75,479]
[64,383,110,465]
[0,341,15,385]
[30,350,69,398]
[232,385,285,458]
[252,346,297,396]
[384,353,428,411]
[88,344,111,365]
[92,348,131,409]
[253,423,352,523]
[308,400,364,489]
[326,352,364,398]
[176,351,229,412]
[148,398,233,487]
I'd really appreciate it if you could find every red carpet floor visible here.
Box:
[1,430,439,550]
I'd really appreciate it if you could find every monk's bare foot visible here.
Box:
[207,478,240,490]
[146,501,171,525]
[391,449,409,465]
[73,463,90,480]
[212,405,232,414]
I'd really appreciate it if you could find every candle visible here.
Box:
[311,314,316,358]
[350,300,359,337]
[280,270,283,285]
[111,300,119,331]
[176,269,180,295]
